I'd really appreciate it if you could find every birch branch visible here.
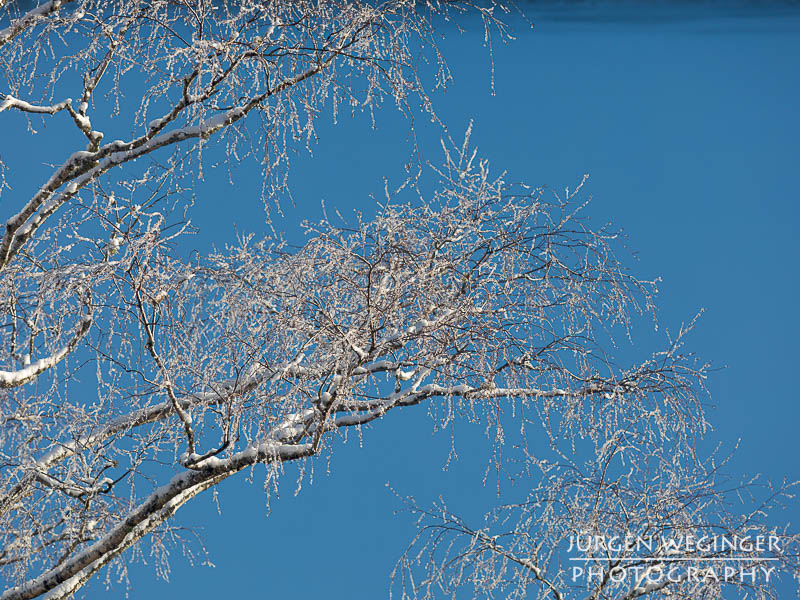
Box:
[0,0,74,49]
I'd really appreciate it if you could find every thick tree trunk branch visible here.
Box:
[0,442,314,600]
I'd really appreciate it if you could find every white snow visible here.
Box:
[396,368,415,381]
[0,315,92,388]
[0,1,65,45]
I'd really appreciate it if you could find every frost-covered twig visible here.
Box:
[0,304,92,389]
[0,0,73,49]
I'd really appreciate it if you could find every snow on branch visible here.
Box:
[0,441,314,600]
[0,357,317,516]
[0,95,70,115]
[0,310,91,389]
[0,59,334,272]
[0,0,73,49]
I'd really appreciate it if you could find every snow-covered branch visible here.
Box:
[0,95,70,115]
[0,53,335,271]
[0,309,92,389]
[0,0,73,49]
[0,441,314,600]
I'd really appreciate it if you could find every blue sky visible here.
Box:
[108,6,800,598]
[3,2,798,598]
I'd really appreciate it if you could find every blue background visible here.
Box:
[134,5,800,599]
[4,1,799,598]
